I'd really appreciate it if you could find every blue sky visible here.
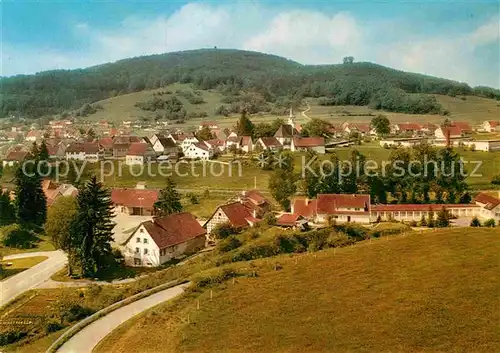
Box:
[1,0,499,88]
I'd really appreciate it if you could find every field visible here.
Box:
[96,228,500,353]
[0,256,47,280]
[0,235,55,257]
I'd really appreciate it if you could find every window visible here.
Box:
[135,247,140,253]
[144,248,148,255]
[136,237,140,243]
[139,228,144,233]
[143,238,148,244]
[134,258,141,266]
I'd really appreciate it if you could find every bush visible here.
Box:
[217,236,242,253]
[470,217,481,227]
[62,304,95,322]
[369,222,410,238]
[212,222,239,240]
[191,267,238,289]
[326,232,355,248]
[0,224,38,248]
[262,212,276,226]
[334,224,369,240]
[45,321,64,334]
[483,219,496,227]
[491,175,500,185]
[0,331,27,346]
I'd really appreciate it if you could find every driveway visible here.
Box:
[56,283,188,353]
[0,250,67,308]
[112,214,152,246]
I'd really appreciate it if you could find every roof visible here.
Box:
[452,121,472,132]
[5,150,29,161]
[439,126,462,137]
[132,212,206,249]
[474,193,500,210]
[66,143,84,153]
[157,137,177,149]
[110,188,159,208]
[242,190,269,206]
[42,179,58,191]
[274,124,299,138]
[487,121,500,127]
[293,136,325,147]
[292,198,318,218]
[258,137,282,147]
[227,136,241,143]
[241,136,253,146]
[217,202,254,228]
[83,143,100,154]
[396,123,422,131]
[316,194,370,214]
[99,138,114,148]
[127,143,150,156]
[372,204,479,212]
[206,139,225,147]
[276,213,303,227]
[346,123,370,132]
[193,142,210,151]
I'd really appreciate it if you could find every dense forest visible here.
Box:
[1,49,499,119]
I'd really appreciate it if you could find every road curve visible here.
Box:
[0,250,68,308]
[56,283,187,353]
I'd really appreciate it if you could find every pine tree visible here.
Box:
[419,214,427,227]
[436,207,451,227]
[427,207,435,228]
[470,217,481,227]
[154,178,183,216]
[14,162,47,227]
[236,109,254,136]
[30,142,39,159]
[39,140,49,161]
[71,176,115,277]
[0,190,16,226]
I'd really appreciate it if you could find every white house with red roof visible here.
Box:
[204,201,261,240]
[435,125,463,140]
[392,123,423,135]
[291,137,326,154]
[342,122,371,136]
[125,143,156,165]
[255,137,282,151]
[482,120,500,132]
[474,192,500,220]
[184,141,214,160]
[205,139,226,152]
[2,150,29,167]
[122,212,206,267]
[111,188,159,216]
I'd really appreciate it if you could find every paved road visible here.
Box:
[57,283,188,353]
[0,250,67,308]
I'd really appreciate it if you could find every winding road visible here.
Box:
[0,250,67,307]
[56,283,188,353]
[301,101,311,120]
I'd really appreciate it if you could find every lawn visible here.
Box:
[95,228,500,353]
[50,263,158,283]
[0,256,48,280]
[0,235,55,257]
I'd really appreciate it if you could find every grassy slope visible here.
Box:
[96,228,500,353]
[0,256,47,280]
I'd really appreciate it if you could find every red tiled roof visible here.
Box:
[83,143,100,153]
[276,213,302,226]
[99,138,114,148]
[111,188,159,208]
[193,142,210,151]
[452,121,472,132]
[293,136,325,147]
[243,190,269,206]
[127,143,149,156]
[206,139,225,147]
[66,143,84,153]
[138,212,206,249]
[241,136,252,146]
[292,198,317,218]
[372,204,479,212]
[5,151,28,161]
[474,193,500,210]
[317,194,370,214]
[440,126,463,137]
[347,123,370,132]
[396,123,422,131]
[488,121,500,128]
[219,202,254,228]
[259,137,281,147]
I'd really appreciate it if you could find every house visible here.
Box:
[98,138,114,158]
[421,123,439,134]
[198,121,219,130]
[255,137,282,151]
[65,143,85,161]
[41,179,78,207]
[152,137,178,156]
[113,143,130,159]
[169,133,198,152]
[482,121,500,132]
[343,123,371,136]
[225,136,241,150]
[204,202,261,239]
[291,198,318,219]
[274,121,299,148]
[83,142,103,162]
[149,133,166,147]
[184,142,214,160]
[122,212,206,267]
[2,150,29,167]
[240,136,254,153]
[25,130,41,142]
[392,123,422,135]
[435,126,463,140]
[125,143,156,165]
[371,204,480,222]
[462,139,500,152]
[276,214,307,230]
[451,121,473,134]
[291,137,326,154]
[46,143,67,159]
[379,138,429,148]
[205,139,226,153]
[236,190,272,217]
[474,193,500,220]
[111,188,159,216]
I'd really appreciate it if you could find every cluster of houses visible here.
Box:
[111,181,500,267]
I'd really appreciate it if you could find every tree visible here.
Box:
[212,222,238,240]
[154,178,183,216]
[459,191,472,204]
[483,219,496,227]
[343,56,354,64]
[470,217,481,227]
[436,207,451,227]
[45,196,78,251]
[254,122,275,138]
[14,162,47,227]
[0,190,16,226]
[419,214,427,227]
[427,207,435,228]
[269,169,297,211]
[236,110,254,136]
[39,140,49,161]
[370,115,390,135]
[70,176,115,277]
[300,118,331,137]
[197,126,214,141]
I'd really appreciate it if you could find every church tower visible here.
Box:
[287,106,295,126]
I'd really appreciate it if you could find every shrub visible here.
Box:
[212,222,239,240]
[334,224,368,240]
[262,212,277,226]
[491,175,500,185]
[45,321,64,334]
[369,222,410,238]
[62,304,95,322]
[326,232,355,248]
[217,236,242,253]
[191,267,238,289]
[0,224,38,248]
[0,331,27,346]
[470,217,481,227]
[483,219,496,227]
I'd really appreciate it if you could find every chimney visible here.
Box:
[305,197,309,206]
[253,209,257,218]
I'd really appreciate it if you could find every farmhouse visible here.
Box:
[474,193,500,220]
[205,139,226,152]
[274,122,299,148]
[371,204,480,222]
[255,137,282,151]
[236,189,272,217]
[392,123,422,135]
[111,188,159,216]
[152,137,178,156]
[291,137,326,154]
[462,139,500,152]
[482,120,500,132]
[125,143,156,165]
[2,150,28,167]
[122,212,206,267]
[435,126,463,139]
[184,142,214,160]
[204,202,261,239]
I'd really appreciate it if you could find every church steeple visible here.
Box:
[287,106,295,126]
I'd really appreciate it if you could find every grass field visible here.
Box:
[96,228,500,353]
[0,235,55,257]
[0,256,47,280]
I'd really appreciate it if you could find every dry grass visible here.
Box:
[0,256,48,280]
[96,228,500,353]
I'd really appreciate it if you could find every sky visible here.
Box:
[1,0,499,88]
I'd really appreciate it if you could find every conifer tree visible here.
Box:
[71,176,115,277]
[236,109,254,136]
[0,190,16,226]
[39,140,49,161]
[14,162,47,227]
[436,207,451,227]
[154,178,183,216]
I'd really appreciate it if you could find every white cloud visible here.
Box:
[1,3,498,88]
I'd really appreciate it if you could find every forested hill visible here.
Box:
[1,48,499,119]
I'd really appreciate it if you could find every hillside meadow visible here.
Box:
[96,228,500,353]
